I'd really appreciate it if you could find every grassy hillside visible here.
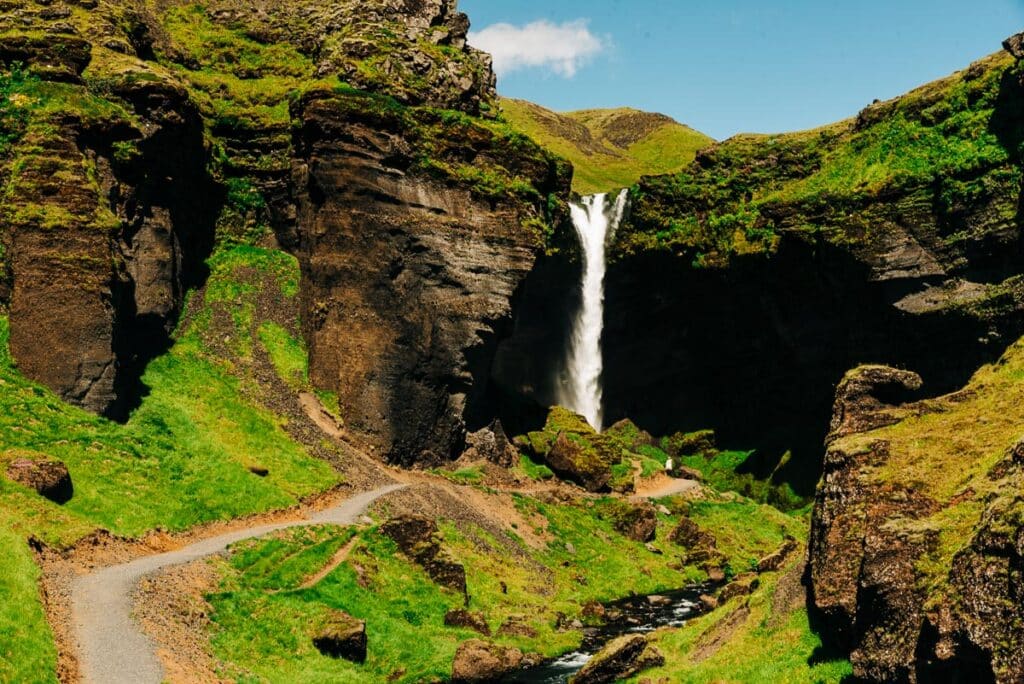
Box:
[619,51,1023,260]
[500,98,713,195]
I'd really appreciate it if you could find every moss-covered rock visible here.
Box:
[809,337,1024,681]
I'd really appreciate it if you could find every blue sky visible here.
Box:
[462,0,1024,140]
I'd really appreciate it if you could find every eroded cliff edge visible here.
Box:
[0,0,570,461]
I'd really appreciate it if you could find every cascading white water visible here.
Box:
[558,189,629,431]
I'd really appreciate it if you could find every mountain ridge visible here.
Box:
[500,97,713,194]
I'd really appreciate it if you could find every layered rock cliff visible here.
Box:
[809,346,1024,682]
[598,48,1024,491]
[0,0,570,462]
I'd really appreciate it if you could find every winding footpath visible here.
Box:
[70,484,406,684]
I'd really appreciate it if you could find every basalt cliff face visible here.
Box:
[0,0,569,461]
[599,48,1024,491]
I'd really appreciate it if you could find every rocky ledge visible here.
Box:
[809,342,1024,682]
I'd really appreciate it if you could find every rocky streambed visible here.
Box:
[504,587,708,683]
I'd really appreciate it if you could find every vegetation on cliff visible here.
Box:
[618,51,1023,265]
[810,337,1024,680]
[501,97,713,195]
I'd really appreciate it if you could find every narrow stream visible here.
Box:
[503,587,706,682]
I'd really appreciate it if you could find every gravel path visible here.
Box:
[71,484,406,684]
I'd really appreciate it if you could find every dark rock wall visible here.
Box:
[289,92,567,465]
[601,233,1024,492]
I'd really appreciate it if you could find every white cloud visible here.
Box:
[469,20,606,78]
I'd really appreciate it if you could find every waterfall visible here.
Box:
[559,189,629,431]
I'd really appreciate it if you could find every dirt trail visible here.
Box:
[70,484,406,684]
[632,475,701,500]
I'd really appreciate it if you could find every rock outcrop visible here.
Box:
[809,340,1024,682]
[571,634,664,684]
[451,639,524,683]
[588,48,1024,494]
[380,515,467,596]
[0,0,570,465]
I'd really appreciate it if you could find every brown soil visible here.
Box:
[135,559,226,683]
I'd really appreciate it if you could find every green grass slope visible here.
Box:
[500,98,713,195]
[0,246,341,682]
[200,490,807,682]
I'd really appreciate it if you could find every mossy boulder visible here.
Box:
[444,608,490,636]
[514,407,629,492]
[603,418,655,451]
[3,451,73,504]
[547,432,613,492]
[600,500,658,543]
[451,639,524,683]
[663,429,717,457]
[312,610,367,663]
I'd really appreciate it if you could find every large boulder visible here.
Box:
[570,634,664,684]
[312,610,367,663]
[1004,32,1024,59]
[5,455,73,504]
[380,515,467,595]
[546,432,612,492]
[612,503,658,543]
[451,639,524,682]
[464,420,518,468]
[662,429,716,457]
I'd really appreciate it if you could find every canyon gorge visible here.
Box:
[0,0,1022,682]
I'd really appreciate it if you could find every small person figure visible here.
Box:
[665,457,675,477]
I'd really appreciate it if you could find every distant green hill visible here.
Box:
[500,98,714,195]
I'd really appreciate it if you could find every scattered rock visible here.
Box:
[613,503,658,543]
[570,634,665,684]
[581,600,606,622]
[313,610,366,663]
[380,515,467,596]
[444,609,490,636]
[668,518,716,550]
[565,542,576,554]
[719,573,760,603]
[5,456,73,504]
[497,615,538,638]
[451,639,524,682]
[644,543,662,555]
[699,594,719,611]
[646,595,672,607]
[247,465,269,477]
[756,537,799,573]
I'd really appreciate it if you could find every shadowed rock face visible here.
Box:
[3,76,218,419]
[808,355,1024,682]
[288,91,566,465]
[0,0,569,458]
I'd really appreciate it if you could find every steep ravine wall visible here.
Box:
[0,0,571,466]
[596,47,1024,493]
